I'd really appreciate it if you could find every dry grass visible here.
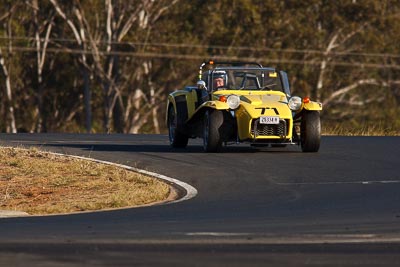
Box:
[0,147,172,215]
[322,125,400,136]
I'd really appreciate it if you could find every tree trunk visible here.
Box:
[315,33,339,101]
[4,70,17,133]
[82,66,92,133]
[0,50,17,133]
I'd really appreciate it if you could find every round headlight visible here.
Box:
[227,95,240,110]
[288,96,302,111]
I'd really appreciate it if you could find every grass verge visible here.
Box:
[322,125,399,136]
[0,147,172,215]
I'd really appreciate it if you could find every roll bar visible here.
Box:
[198,60,263,81]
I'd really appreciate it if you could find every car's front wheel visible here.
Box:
[168,105,188,148]
[203,109,223,152]
[300,111,321,152]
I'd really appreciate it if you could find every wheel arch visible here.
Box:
[166,92,190,125]
[187,105,211,125]
[187,100,229,124]
[303,101,322,111]
[166,95,177,124]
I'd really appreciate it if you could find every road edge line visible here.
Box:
[0,147,198,218]
[50,152,198,204]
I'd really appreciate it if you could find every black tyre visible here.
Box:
[300,111,321,152]
[203,109,223,152]
[168,105,188,148]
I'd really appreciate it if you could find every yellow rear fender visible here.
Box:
[165,94,180,123]
[167,94,177,109]
[166,90,196,123]
[166,96,175,123]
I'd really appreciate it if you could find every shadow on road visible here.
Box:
[39,143,300,154]
[40,143,249,153]
[0,133,302,154]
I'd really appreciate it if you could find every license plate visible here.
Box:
[259,116,280,124]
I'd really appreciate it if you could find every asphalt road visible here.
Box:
[1,134,400,266]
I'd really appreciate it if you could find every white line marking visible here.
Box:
[50,152,198,204]
[1,146,198,205]
[0,210,29,218]
[185,232,251,237]
[276,180,400,186]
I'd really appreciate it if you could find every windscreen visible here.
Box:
[210,69,284,92]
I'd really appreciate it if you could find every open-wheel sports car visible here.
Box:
[166,60,322,152]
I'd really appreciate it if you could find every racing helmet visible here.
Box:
[211,70,227,90]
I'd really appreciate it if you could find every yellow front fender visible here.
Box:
[186,100,229,124]
[303,101,322,111]
[199,100,230,110]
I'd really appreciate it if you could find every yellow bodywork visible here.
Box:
[167,89,198,118]
[234,92,293,140]
[303,101,322,111]
[167,88,322,142]
[166,61,323,152]
[198,99,230,110]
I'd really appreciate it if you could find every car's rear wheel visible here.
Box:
[203,109,223,152]
[168,105,188,148]
[300,111,321,152]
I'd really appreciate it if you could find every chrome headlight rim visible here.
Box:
[227,94,241,110]
[288,96,302,111]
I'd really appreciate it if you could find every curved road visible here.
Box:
[1,134,400,266]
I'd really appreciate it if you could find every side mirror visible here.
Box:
[197,80,207,90]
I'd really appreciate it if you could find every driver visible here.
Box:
[212,71,227,90]
[213,77,224,88]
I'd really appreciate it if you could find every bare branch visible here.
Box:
[106,0,113,51]
[150,0,179,24]
[117,6,142,41]
[39,16,54,71]
[337,22,368,48]
[316,31,340,100]
[50,0,82,45]
[0,4,18,22]
[323,79,389,106]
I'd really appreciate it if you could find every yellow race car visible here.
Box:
[166,60,322,152]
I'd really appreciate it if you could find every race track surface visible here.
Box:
[1,134,400,266]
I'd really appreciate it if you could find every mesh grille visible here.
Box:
[251,119,288,137]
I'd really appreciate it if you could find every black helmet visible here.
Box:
[212,70,227,79]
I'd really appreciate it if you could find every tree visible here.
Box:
[50,0,94,133]
[50,0,178,133]
[0,2,19,133]
[0,0,399,133]
[31,0,54,132]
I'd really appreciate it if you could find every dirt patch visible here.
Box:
[0,147,172,215]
